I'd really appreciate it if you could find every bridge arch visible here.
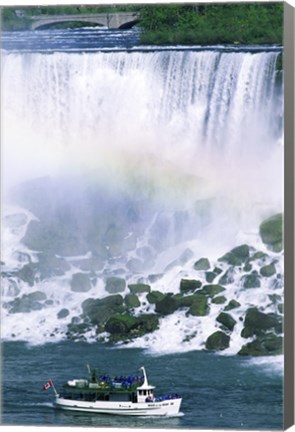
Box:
[30,12,140,31]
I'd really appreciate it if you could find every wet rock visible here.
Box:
[126,258,145,273]
[194,258,210,271]
[242,272,261,288]
[105,276,126,294]
[251,251,268,261]
[186,294,209,316]
[224,299,241,311]
[238,333,283,356]
[218,244,250,266]
[7,291,47,313]
[125,294,140,309]
[197,284,225,297]
[219,267,235,285]
[70,272,92,292]
[57,308,70,319]
[260,263,276,277]
[180,279,202,294]
[155,295,179,315]
[36,252,71,279]
[147,290,165,304]
[17,264,36,287]
[241,307,282,337]
[105,313,159,341]
[259,213,283,252]
[81,294,125,326]
[216,312,236,331]
[128,283,151,294]
[205,331,230,351]
[66,323,91,339]
[211,295,227,304]
[205,272,216,283]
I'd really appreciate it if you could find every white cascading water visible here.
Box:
[1,49,283,352]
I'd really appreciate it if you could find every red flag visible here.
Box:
[42,380,53,392]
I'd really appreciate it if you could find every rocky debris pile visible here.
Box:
[1,213,283,356]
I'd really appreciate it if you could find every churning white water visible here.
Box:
[1,46,283,350]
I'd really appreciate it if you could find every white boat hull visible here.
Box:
[55,396,182,416]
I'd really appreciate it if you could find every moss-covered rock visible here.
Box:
[106,277,126,294]
[211,295,227,304]
[218,244,250,266]
[155,295,179,315]
[260,263,276,277]
[187,295,209,316]
[125,294,140,309]
[180,278,202,293]
[251,251,268,261]
[224,299,241,311]
[147,290,165,304]
[128,283,151,294]
[242,272,261,288]
[238,333,283,356]
[198,284,225,297]
[205,271,216,283]
[70,272,92,292]
[205,331,230,351]
[216,312,236,331]
[81,294,125,326]
[259,213,283,252]
[241,307,282,337]
[193,257,210,271]
[105,313,159,341]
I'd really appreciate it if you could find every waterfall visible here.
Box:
[1,48,283,348]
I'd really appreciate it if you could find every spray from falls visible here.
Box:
[1,47,283,349]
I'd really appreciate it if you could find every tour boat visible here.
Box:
[44,366,182,416]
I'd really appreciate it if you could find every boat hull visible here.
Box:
[55,396,182,416]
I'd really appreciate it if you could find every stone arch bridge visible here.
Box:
[30,12,140,30]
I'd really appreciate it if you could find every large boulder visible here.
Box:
[128,283,151,294]
[242,272,261,289]
[125,294,140,309]
[81,295,125,326]
[241,307,282,337]
[105,277,126,294]
[146,290,165,304]
[205,331,230,351]
[197,284,225,297]
[193,258,210,271]
[218,244,250,266]
[238,333,283,356]
[224,299,241,311]
[260,263,276,277]
[259,214,283,252]
[6,291,47,313]
[182,294,209,316]
[216,312,236,331]
[105,313,159,341]
[180,279,202,294]
[17,264,36,287]
[70,273,92,292]
[155,295,179,315]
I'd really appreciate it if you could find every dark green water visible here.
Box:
[1,341,283,429]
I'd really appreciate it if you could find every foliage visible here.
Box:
[138,3,283,45]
